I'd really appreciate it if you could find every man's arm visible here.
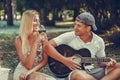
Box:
[49,39,57,47]
[42,39,80,70]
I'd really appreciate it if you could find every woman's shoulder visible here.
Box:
[15,36,21,43]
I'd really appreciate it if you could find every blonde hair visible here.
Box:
[19,10,39,54]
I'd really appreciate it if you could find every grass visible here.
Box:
[0,33,18,69]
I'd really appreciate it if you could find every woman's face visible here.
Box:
[32,14,40,32]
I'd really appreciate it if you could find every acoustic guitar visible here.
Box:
[48,44,120,78]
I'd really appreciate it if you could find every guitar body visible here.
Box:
[48,44,91,78]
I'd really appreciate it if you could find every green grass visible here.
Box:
[0,33,18,71]
[0,21,20,28]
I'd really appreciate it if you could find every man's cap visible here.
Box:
[76,12,97,31]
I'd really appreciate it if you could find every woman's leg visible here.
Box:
[27,72,46,80]
[28,72,56,80]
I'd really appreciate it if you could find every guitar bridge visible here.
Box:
[84,64,94,70]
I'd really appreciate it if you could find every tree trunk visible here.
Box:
[12,0,17,20]
[6,0,13,26]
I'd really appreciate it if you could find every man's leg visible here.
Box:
[101,63,120,80]
[56,78,65,80]
[69,70,96,80]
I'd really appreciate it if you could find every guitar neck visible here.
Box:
[81,57,120,63]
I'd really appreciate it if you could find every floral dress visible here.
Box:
[13,46,55,80]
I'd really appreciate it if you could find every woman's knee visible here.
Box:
[28,72,46,80]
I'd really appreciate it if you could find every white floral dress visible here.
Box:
[13,46,55,80]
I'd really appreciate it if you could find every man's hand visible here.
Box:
[106,58,117,67]
[63,56,81,70]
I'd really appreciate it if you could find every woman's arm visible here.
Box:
[19,52,48,80]
[15,36,38,69]
[27,52,48,73]
[31,52,48,72]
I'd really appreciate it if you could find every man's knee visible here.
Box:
[70,70,86,80]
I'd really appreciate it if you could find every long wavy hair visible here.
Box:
[19,10,39,54]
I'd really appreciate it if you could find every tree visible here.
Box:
[15,0,120,32]
[6,0,13,26]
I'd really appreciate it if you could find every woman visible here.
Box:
[13,10,80,80]
[13,10,55,80]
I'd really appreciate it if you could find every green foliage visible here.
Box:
[3,51,19,71]
[1,0,120,33]
[0,33,16,51]
[0,10,4,16]
[0,33,19,71]
[16,12,21,15]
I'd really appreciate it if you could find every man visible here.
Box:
[49,12,120,80]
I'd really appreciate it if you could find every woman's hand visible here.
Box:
[39,32,48,41]
[35,32,48,47]
[19,70,33,80]
[63,57,81,70]
[34,34,42,48]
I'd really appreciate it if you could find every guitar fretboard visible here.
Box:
[81,57,120,63]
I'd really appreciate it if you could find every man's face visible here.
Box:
[74,21,89,36]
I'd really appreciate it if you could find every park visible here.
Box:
[0,0,120,80]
